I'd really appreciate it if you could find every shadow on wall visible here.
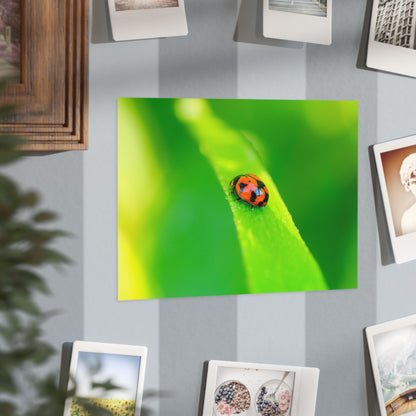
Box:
[368,145,395,266]
[91,0,114,43]
[363,330,380,416]
[234,0,303,49]
[356,0,373,71]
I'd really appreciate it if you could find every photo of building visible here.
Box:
[115,0,179,11]
[268,0,327,17]
[375,0,416,49]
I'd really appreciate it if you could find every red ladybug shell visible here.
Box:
[230,173,269,208]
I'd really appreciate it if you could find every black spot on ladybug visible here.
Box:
[250,191,257,202]
[263,193,269,204]
[230,177,239,188]
[239,182,247,192]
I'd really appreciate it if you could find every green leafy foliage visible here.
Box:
[0,127,70,415]
[1,87,156,416]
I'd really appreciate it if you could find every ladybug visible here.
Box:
[230,173,269,210]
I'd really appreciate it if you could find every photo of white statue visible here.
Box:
[399,153,416,235]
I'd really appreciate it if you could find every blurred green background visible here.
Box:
[118,98,357,300]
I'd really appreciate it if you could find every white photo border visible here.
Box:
[201,360,319,416]
[366,314,416,416]
[63,340,148,416]
[108,0,188,41]
[374,134,416,264]
[262,0,332,45]
[367,0,416,78]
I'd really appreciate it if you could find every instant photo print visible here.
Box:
[374,134,416,264]
[201,360,319,416]
[108,0,188,41]
[262,0,332,45]
[366,315,416,416]
[63,341,147,416]
[367,0,416,78]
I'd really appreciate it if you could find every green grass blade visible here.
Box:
[176,99,327,292]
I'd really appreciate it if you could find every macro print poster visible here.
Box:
[118,98,357,300]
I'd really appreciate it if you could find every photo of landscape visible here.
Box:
[0,0,21,80]
[374,324,416,407]
[70,351,141,416]
[115,0,179,11]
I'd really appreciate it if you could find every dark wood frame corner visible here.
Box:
[0,0,89,151]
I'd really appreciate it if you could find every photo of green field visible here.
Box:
[118,98,358,300]
[70,397,136,416]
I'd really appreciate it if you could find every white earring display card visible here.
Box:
[262,0,331,45]
[373,134,416,264]
[367,0,416,78]
[108,0,188,41]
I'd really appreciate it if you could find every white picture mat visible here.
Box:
[108,0,188,41]
[202,360,319,416]
[374,134,416,264]
[366,0,416,78]
[366,314,416,416]
[262,0,332,45]
[63,341,147,416]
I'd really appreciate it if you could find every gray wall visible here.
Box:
[4,0,416,415]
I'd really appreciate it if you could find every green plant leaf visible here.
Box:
[0,400,16,416]
[0,366,18,394]
[32,210,57,223]
[25,247,71,266]
[20,190,39,208]
[91,379,122,391]
[9,292,41,315]
[176,99,327,292]
[0,149,21,166]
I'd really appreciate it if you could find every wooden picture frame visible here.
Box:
[0,0,89,151]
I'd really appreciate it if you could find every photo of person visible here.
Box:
[374,0,416,49]
[380,145,416,237]
[115,0,179,11]
[0,0,21,80]
[268,0,327,17]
